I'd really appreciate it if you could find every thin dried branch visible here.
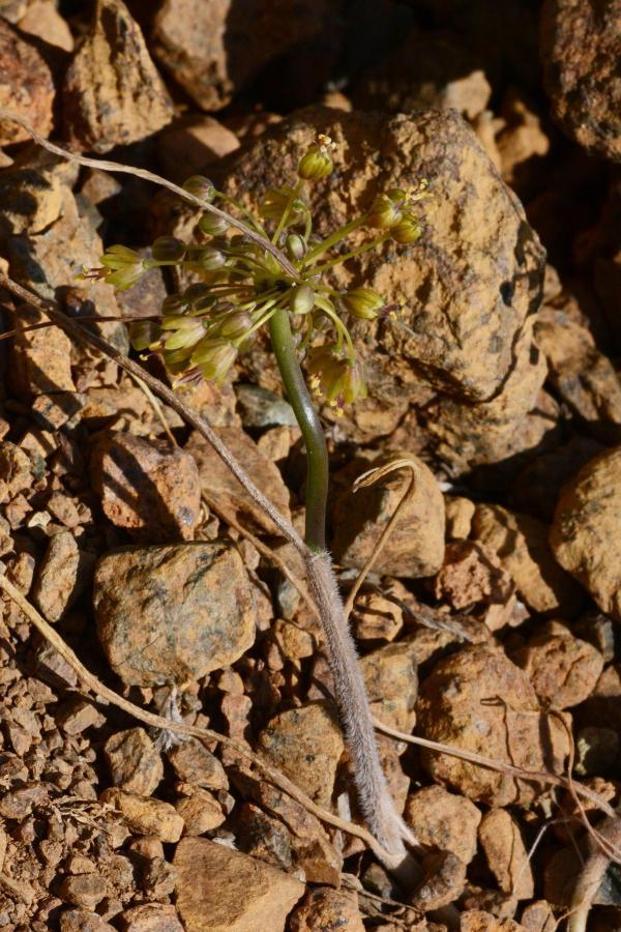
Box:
[0,571,389,861]
[374,718,617,820]
[566,814,621,932]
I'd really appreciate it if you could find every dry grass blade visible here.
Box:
[0,571,389,862]
[344,455,420,617]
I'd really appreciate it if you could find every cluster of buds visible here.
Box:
[90,138,427,406]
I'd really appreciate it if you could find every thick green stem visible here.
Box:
[269,307,329,552]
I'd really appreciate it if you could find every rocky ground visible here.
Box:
[0,0,620,929]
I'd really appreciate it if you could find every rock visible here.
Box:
[550,446,621,619]
[541,0,621,161]
[156,115,240,184]
[175,787,226,834]
[100,789,184,842]
[513,626,604,709]
[5,186,126,387]
[353,29,491,120]
[60,910,116,932]
[17,0,74,52]
[360,640,418,732]
[472,504,582,615]
[62,0,173,153]
[90,432,201,542]
[94,542,257,686]
[351,591,403,642]
[104,728,163,795]
[404,785,481,864]
[0,19,54,145]
[32,530,92,622]
[7,302,75,398]
[460,912,525,932]
[152,0,334,111]
[118,904,184,931]
[431,540,516,629]
[167,740,228,790]
[479,809,534,900]
[416,645,570,806]
[535,310,621,441]
[58,873,108,909]
[0,441,33,503]
[446,496,476,540]
[56,697,105,734]
[288,887,364,931]
[0,167,63,237]
[173,837,304,932]
[186,427,291,534]
[496,92,550,197]
[258,702,344,807]
[332,455,445,578]
[424,319,553,479]
[411,849,467,911]
[520,901,556,932]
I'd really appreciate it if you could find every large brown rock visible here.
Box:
[62,0,173,153]
[0,18,54,145]
[90,431,201,542]
[93,543,257,686]
[550,446,621,619]
[416,645,570,806]
[332,454,445,578]
[541,0,621,161]
[152,0,334,111]
[173,837,304,932]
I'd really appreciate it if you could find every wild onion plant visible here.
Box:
[87,136,426,859]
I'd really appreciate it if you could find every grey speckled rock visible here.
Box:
[94,543,257,686]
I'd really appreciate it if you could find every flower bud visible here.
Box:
[341,287,383,320]
[298,143,333,181]
[191,339,237,383]
[197,212,229,236]
[182,175,215,202]
[290,284,315,315]
[391,215,421,245]
[151,236,186,263]
[216,311,253,341]
[195,247,226,271]
[286,233,306,260]
[366,194,402,229]
[162,316,205,351]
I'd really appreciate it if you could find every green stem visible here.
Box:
[303,216,365,263]
[269,307,329,552]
